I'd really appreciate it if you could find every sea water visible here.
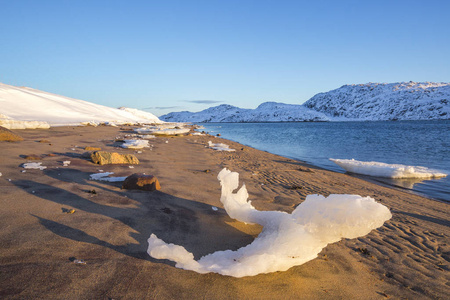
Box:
[201,120,450,202]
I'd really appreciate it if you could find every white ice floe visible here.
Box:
[89,172,127,182]
[121,139,150,149]
[135,124,190,135]
[147,168,391,277]
[139,135,156,139]
[22,162,47,170]
[208,141,235,152]
[330,158,448,179]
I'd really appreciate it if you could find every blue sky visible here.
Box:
[1,0,449,116]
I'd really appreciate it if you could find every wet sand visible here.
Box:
[0,126,448,299]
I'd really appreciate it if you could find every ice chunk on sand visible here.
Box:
[121,139,149,149]
[330,158,447,179]
[89,172,127,182]
[147,168,391,277]
[207,141,235,152]
[22,162,47,170]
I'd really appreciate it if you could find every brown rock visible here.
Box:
[90,151,139,165]
[23,154,42,160]
[85,146,102,151]
[0,126,23,142]
[122,174,161,191]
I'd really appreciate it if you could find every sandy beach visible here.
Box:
[0,125,448,299]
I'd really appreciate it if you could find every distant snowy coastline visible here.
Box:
[161,82,450,122]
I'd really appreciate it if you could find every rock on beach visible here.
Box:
[90,151,139,165]
[122,173,161,191]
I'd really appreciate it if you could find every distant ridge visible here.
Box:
[161,82,450,122]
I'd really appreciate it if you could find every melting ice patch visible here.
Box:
[207,141,235,152]
[89,172,127,182]
[22,162,47,170]
[147,168,391,277]
[330,158,447,179]
[121,139,150,149]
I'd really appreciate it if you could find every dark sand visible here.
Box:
[0,126,448,299]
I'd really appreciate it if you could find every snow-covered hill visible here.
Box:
[161,102,329,122]
[0,83,162,128]
[161,82,450,122]
[304,82,450,121]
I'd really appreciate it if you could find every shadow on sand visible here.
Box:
[14,168,257,263]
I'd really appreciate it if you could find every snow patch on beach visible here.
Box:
[135,124,190,135]
[89,172,127,182]
[121,139,150,149]
[208,141,235,152]
[22,162,47,170]
[147,168,391,277]
[330,158,448,179]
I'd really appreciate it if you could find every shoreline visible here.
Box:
[1,126,448,299]
[199,121,450,203]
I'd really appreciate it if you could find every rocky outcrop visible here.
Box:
[0,126,24,142]
[90,151,139,165]
[122,174,161,191]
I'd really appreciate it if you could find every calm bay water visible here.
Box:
[201,121,450,202]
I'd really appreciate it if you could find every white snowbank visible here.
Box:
[89,172,127,182]
[150,128,190,135]
[0,119,50,129]
[22,162,47,170]
[147,168,391,277]
[208,141,235,152]
[0,82,163,128]
[330,158,448,179]
[121,139,150,149]
[135,125,190,135]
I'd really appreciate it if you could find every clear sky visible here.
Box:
[1,0,449,116]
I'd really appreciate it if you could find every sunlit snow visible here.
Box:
[121,139,150,149]
[330,158,448,179]
[147,168,391,277]
[0,82,162,128]
[89,172,127,182]
[207,141,236,152]
[22,162,47,170]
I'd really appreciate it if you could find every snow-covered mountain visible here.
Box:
[162,102,329,122]
[304,82,449,121]
[161,82,450,122]
[0,83,162,129]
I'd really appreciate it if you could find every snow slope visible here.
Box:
[160,82,450,122]
[0,82,162,128]
[304,82,450,121]
[161,102,329,122]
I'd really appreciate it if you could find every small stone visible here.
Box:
[122,173,161,191]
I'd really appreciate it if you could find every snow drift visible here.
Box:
[147,168,392,277]
[0,82,162,128]
[330,158,448,179]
